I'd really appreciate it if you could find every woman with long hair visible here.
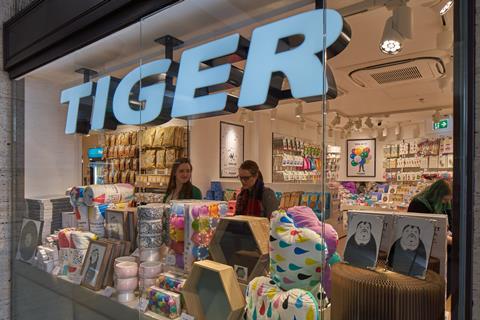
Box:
[408,179,452,215]
[235,160,279,218]
[163,158,202,202]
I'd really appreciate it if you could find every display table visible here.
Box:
[331,263,445,320]
[13,261,168,320]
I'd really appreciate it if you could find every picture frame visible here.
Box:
[220,121,244,178]
[346,139,376,177]
[80,240,113,291]
[386,216,435,279]
[105,209,127,241]
[16,218,44,264]
[343,212,384,269]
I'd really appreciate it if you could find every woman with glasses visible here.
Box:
[235,160,279,218]
[163,158,202,202]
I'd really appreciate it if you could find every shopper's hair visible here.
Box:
[418,179,452,213]
[166,158,194,199]
[239,160,264,182]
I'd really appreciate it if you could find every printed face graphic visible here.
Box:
[400,226,420,251]
[91,248,99,264]
[354,221,372,245]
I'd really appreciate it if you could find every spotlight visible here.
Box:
[395,124,401,136]
[240,110,247,122]
[270,109,277,121]
[440,0,453,16]
[330,113,341,126]
[364,117,374,128]
[432,110,441,123]
[382,127,388,137]
[295,102,303,118]
[354,118,362,130]
[380,17,403,55]
[247,112,255,123]
[380,5,412,55]
[343,118,353,130]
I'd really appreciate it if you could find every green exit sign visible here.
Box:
[433,119,449,130]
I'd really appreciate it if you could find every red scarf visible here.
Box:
[235,180,265,217]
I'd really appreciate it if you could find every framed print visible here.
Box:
[105,209,127,240]
[347,139,376,177]
[80,240,112,291]
[220,121,244,178]
[343,212,384,269]
[386,216,435,279]
[16,218,43,264]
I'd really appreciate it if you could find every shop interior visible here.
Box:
[16,0,454,319]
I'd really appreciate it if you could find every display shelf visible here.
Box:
[209,216,269,284]
[135,183,168,189]
[183,260,245,320]
[13,261,160,320]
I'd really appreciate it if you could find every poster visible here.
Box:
[347,139,376,177]
[387,216,435,279]
[343,212,384,269]
[220,122,244,178]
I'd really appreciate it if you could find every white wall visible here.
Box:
[336,122,430,182]
[190,111,322,194]
[25,77,82,198]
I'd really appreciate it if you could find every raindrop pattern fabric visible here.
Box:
[269,210,328,292]
[245,276,319,320]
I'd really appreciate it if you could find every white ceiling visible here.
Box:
[26,0,454,127]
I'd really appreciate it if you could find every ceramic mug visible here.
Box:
[115,261,138,278]
[114,256,137,266]
[115,276,138,292]
[139,261,163,278]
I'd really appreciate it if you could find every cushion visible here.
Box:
[287,206,338,257]
[270,210,327,291]
[286,206,339,298]
[245,276,319,320]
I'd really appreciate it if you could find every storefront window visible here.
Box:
[10,1,456,319]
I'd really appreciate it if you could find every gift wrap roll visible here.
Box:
[88,204,108,238]
[138,204,170,261]
[68,186,87,207]
[75,204,90,231]
[84,184,135,206]
[331,263,445,320]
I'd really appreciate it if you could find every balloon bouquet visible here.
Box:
[350,146,372,173]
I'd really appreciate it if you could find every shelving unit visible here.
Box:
[271,133,322,183]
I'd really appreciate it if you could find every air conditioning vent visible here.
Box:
[370,66,423,84]
[349,57,445,88]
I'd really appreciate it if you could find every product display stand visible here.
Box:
[209,216,269,283]
[182,260,245,320]
[331,263,445,320]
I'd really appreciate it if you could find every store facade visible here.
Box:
[1,0,478,320]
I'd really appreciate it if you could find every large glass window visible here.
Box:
[11,1,457,319]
